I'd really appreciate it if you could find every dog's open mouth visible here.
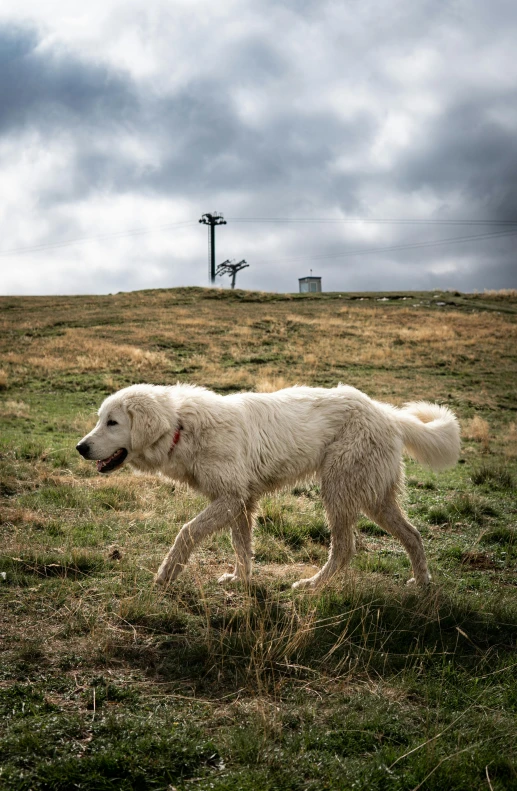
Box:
[97,448,128,474]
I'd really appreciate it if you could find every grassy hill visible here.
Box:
[1,287,516,790]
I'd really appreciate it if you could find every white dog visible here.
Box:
[77,383,460,589]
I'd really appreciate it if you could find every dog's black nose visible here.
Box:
[76,442,90,458]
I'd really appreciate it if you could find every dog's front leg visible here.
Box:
[154,497,245,587]
[218,502,256,585]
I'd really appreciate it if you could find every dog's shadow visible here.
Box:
[102,578,516,698]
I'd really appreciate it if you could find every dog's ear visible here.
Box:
[126,395,170,451]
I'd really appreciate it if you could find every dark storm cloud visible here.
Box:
[396,95,517,219]
[1,1,516,294]
[0,24,137,134]
[5,24,371,214]
[2,17,513,219]
[141,98,372,203]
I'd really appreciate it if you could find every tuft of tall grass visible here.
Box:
[358,517,387,536]
[471,464,514,489]
[447,493,498,523]
[505,421,517,458]
[423,492,498,526]
[464,415,490,451]
[479,526,516,547]
[484,288,517,296]
[0,399,30,418]
[14,440,47,461]
[427,504,450,525]
[257,511,329,549]
[1,549,110,580]
[255,376,291,392]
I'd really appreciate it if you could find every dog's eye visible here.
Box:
[107,419,118,427]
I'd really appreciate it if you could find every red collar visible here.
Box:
[169,427,181,454]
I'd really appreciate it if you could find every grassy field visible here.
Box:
[1,286,516,791]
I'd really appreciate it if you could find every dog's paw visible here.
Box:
[217,572,240,584]
[292,577,318,590]
[154,566,177,587]
[406,574,432,587]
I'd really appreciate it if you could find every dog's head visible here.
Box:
[76,385,172,473]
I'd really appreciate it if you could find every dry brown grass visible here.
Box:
[255,376,293,392]
[464,415,491,451]
[6,332,170,374]
[0,399,30,418]
[504,421,517,458]
[1,287,516,411]
[484,288,517,297]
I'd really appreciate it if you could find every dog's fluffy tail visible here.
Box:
[396,401,460,471]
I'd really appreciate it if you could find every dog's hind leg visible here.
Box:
[218,501,256,585]
[365,492,431,586]
[154,497,246,587]
[293,479,357,590]
[292,510,356,590]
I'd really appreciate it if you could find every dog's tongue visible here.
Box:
[96,448,127,472]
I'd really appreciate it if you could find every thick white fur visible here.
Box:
[79,383,460,589]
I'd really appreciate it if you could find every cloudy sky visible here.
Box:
[0,0,516,295]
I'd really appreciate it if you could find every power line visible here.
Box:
[1,215,516,259]
[227,217,517,226]
[0,220,197,257]
[253,228,517,266]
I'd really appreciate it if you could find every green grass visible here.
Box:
[1,287,517,790]
[472,464,515,490]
